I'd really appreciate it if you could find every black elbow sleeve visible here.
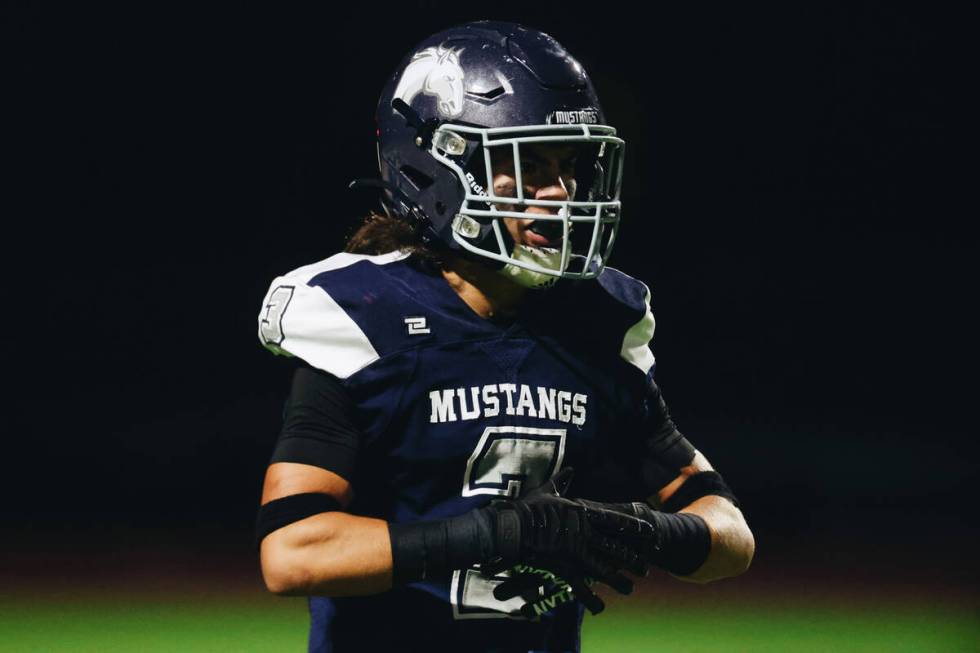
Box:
[661,471,740,513]
[255,493,343,546]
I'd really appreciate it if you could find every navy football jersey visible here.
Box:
[257,251,695,653]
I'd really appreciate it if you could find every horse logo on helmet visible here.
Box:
[394,45,466,118]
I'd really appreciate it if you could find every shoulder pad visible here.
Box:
[597,266,656,375]
[256,250,410,378]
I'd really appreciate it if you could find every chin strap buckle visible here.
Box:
[392,98,441,149]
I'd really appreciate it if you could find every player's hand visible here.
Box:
[486,563,594,618]
[478,468,649,615]
[576,499,669,566]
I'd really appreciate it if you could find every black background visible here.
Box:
[3,3,972,587]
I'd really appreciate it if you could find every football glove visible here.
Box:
[479,468,651,615]
[388,468,653,612]
[490,563,586,619]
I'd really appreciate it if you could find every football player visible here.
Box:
[255,20,754,652]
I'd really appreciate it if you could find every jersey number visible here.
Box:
[259,285,294,347]
[451,426,566,620]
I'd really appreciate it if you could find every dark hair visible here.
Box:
[344,212,444,270]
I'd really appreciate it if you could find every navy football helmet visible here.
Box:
[373,21,624,286]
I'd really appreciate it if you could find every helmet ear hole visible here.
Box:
[435,201,446,215]
[400,165,434,191]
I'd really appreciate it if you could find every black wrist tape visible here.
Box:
[255,492,342,546]
[579,499,712,576]
[661,471,740,513]
[645,511,712,576]
[388,508,495,585]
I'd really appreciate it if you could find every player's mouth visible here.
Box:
[524,219,564,248]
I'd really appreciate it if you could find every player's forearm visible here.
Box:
[672,495,754,584]
[260,512,393,597]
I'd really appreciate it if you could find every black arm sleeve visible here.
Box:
[637,377,697,494]
[269,364,360,482]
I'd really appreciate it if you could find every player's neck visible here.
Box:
[442,256,527,320]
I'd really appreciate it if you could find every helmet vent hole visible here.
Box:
[468,86,506,100]
[400,165,433,191]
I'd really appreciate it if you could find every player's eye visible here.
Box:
[489,148,513,173]
[520,159,540,175]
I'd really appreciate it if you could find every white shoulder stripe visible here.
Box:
[257,250,408,378]
[282,250,410,284]
[288,282,378,378]
[620,281,657,375]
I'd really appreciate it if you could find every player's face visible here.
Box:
[489,144,579,249]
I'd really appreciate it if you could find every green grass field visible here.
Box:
[1,592,976,652]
